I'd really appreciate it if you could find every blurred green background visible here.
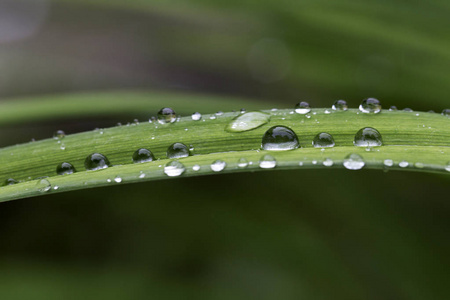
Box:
[0,0,449,299]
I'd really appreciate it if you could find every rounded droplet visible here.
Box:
[399,161,409,168]
[389,106,398,111]
[4,178,17,186]
[85,153,110,171]
[191,112,202,121]
[259,154,277,169]
[295,102,311,114]
[53,130,65,140]
[114,176,122,183]
[211,160,226,172]
[343,153,365,170]
[225,112,270,133]
[132,148,154,163]
[164,161,185,177]
[383,159,394,167]
[192,165,201,171]
[36,178,51,192]
[237,158,249,168]
[157,107,177,124]
[442,109,450,116]
[445,162,450,172]
[359,98,381,113]
[323,158,334,167]
[56,162,76,175]
[403,108,413,112]
[261,126,300,151]
[354,127,383,147]
[167,142,190,159]
[312,132,335,148]
[332,100,348,111]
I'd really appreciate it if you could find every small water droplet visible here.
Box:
[359,98,381,113]
[240,108,246,113]
[36,178,51,192]
[215,111,224,116]
[399,161,409,168]
[323,158,334,167]
[192,165,201,171]
[167,143,190,159]
[139,173,146,178]
[114,176,122,183]
[298,161,303,166]
[132,148,155,163]
[211,160,226,172]
[85,153,111,171]
[107,178,112,183]
[445,162,450,172]
[343,153,365,170]
[53,130,65,140]
[53,186,59,190]
[56,162,76,175]
[442,109,450,116]
[60,143,66,150]
[261,126,300,151]
[164,161,185,177]
[4,178,17,186]
[332,100,348,111]
[389,106,398,111]
[237,158,249,168]
[191,112,202,120]
[295,101,311,114]
[403,108,413,112]
[384,159,394,167]
[414,162,424,168]
[312,132,335,148]
[225,112,270,133]
[157,107,177,124]
[354,127,383,147]
[324,109,331,114]
[259,154,277,169]
[209,115,216,120]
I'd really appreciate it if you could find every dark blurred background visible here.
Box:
[0,0,449,299]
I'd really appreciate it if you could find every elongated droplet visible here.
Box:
[261,126,300,151]
[295,102,311,114]
[259,154,277,169]
[442,109,450,116]
[225,112,270,133]
[36,178,51,192]
[167,142,190,159]
[53,130,65,140]
[211,160,226,172]
[4,178,17,186]
[312,132,335,148]
[85,153,110,170]
[359,98,381,113]
[343,153,365,170]
[237,158,249,168]
[132,148,154,163]
[354,127,383,147]
[332,100,348,111]
[164,161,185,177]
[157,107,177,124]
[56,162,76,175]
[191,112,202,120]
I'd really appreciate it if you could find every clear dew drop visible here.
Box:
[343,153,365,170]
[295,101,311,114]
[354,127,383,147]
[84,153,111,171]
[192,165,201,171]
[445,162,450,172]
[225,112,270,133]
[312,132,335,148]
[414,162,424,169]
[359,98,381,114]
[53,130,65,140]
[114,176,122,183]
[36,178,51,193]
[384,159,394,167]
[261,126,300,151]
[164,161,185,177]
[167,142,190,159]
[132,148,154,163]
[332,100,348,111]
[157,107,177,124]
[399,161,409,168]
[4,178,17,186]
[56,162,76,175]
[191,112,202,121]
[442,109,450,116]
[237,157,249,168]
[211,160,226,172]
[323,158,334,167]
[259,154,277,169]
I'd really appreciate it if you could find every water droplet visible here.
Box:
[211,160,226,172]
[167,143,190,159]
[56,162,76,175]
[399,161,409,168]
[384,159,394,167]
[259,154,277,169]
[192,165,201,171]
[359,98,381,113]
[209,115,216,120]
[403,108,413,112]
[442,109,450,116]
[4,178,17,186]
[215,111,224,116]
[343,153,365,170]
[323,158,334,167]
[132,148,154,163]
[85,153,110,171]
[294,101,311,114]
[157,107,177,124]
[445,162,450,172]
[164,161,185,177]
[389,106,398,111]
[414,162,424,169]
[332,100,348,111]
[225,112,270,133]
[114,176,122,183]
[36,178,51,192]
[53,186,59,190]
[237,158,249,168]
[261,126,300,151]
[139,173,146,178]
[191,112,202,120]
[354,127,383,147]
[312,132,335,148]
[53,130,65,140]
[60,143,66,150]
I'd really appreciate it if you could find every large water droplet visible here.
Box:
[191,112,202,120]
[237,158,249,168]
[167,142,190,159]
[332,100,348,111]
[261,126,300,151]
[53,130,65,140]
[343,153,365,170]
[132,148,155,163]
[164,161,185,177]
[259,154,277,169]
[442,109,450,116]
[312,132,335,148]
[225,112,270,133]
[36,178,51,192]
[211,160,226,172]
[295,102,311,114]
[354,127,383,147]
[4,178,17,186]
[56,162,76,175]
[359,98,381,113]
[157,107,177,124]
[85,153,110,170]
